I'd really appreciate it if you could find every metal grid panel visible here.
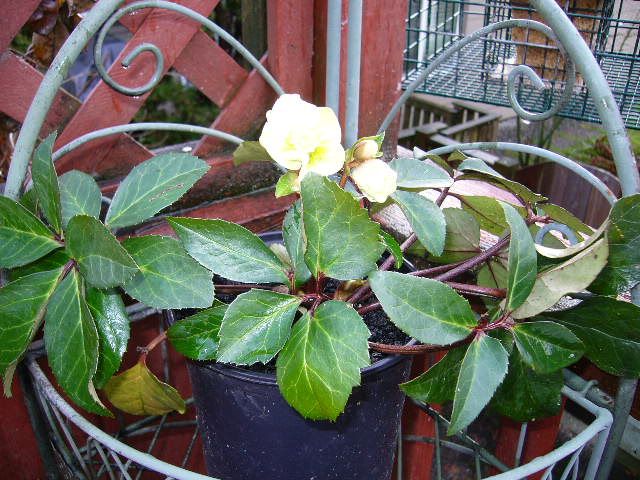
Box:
[403,0,640,129]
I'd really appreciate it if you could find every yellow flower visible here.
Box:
[259,94,345,179]
[350,159,397,203]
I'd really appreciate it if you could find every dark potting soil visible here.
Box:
[171,276,411,373]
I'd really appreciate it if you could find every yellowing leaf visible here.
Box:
[104,362,186,416]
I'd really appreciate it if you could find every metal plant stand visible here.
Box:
[3,0,638,478]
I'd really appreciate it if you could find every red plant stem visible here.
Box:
[214,284,272,291]
[368,336,472,355]
[434,235,511,282]
[138,331,167,364]
[409,260,466,278]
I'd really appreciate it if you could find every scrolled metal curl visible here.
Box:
[379,18,576,132]
[94,0,284,97]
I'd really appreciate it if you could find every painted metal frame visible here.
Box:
[3,0,637,478]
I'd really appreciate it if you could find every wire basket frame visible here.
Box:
[403,0,640,128]
[3,0,638,479]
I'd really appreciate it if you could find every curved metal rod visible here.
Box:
[26,359,217,480]
[52,122,244,162]
[94,0,284,97]
[425,142,617,205]
[379,18,575,133]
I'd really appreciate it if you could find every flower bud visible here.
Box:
[350,159,397,203]
[352,139,379,163]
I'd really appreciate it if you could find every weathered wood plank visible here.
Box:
[0,0,41,52]
[54,0,219,174]
[266,0,314,99]
[0,52,79,136]
[173,31,248,107]
[194,55,276,156]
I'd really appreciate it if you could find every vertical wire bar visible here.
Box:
[345,0,363,147]
[434,414,443,480]
[50,405,94,479]
[396,422,403,480]
[326,0,342,114]
[89,438,117,480]
[514,422,528,467]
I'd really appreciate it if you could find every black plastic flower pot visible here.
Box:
[164,231,413,479]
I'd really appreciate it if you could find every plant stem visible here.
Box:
[138,331,167,364]
[368,336,472,355]
[434,235,510,282]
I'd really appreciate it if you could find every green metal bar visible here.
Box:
[326,0,342,114]
[5,0,124,200]
[345,0,363,147]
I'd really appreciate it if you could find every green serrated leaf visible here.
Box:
[0,268,63,395]
[218,289,301,365]
[20,188,40,216]
[66,215,138,288]
[392,190,446,256]
[104,362,186,416]
[86,288,129,389]
[380,231,403,269]
[9,249,70,281]
[233,141,274,166]
[422,208,480,263]
[169,217,288,284]
[122,235,214,309]
[32,132,62,233]
[59,170,102,228]
[275,172,299,198]
[301,174,383,280]
[413,148,455,176]
[457,157,505,178]
[389,157,453,189]
[0,196,61,268]
[276,301,370,420]
[491,349,563,423]
[400,346,467,403]
[449,334,508,434]
[512,238,608,318]
[461,196,526,236]
[477,258,508,307]
[537,203,593,236]
[105,153,209,229]
[44,270,110,415]
[502,202,537,311]
[589,194,640,295]
[283,200,312,286]
[512,321,584,373]
[369,271,476,345]
[543,297,640,377]
[167,303,227,361]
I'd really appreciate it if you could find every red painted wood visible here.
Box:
[0,383,46,479]
[358,0,408,144]
[173,31,248,107]
[54,0,219,174]
[194,55,277,156]
[0,52,79,136]
[0,0,41,52]
[492,407,565,479]
[266,0,315,99]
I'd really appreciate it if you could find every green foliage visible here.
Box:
[425,208,480,263]
[217,290,301,365]
[275,172,299,198]
[167,304,227,361]
[369,271,476,345]
[390,157,453,189]
[380,231,403,269]
[276,301,370,421]
[449,334,508,434]
[233,141,273,166]
[105,153,209,229]
[502,202,537,311]
[392,190,446,256]
[168,217,289,284]
[44,270,110,415]
[301,174,383,280]
[512,321,584,373]
[400,346,466,403]
[461,196,525,236]
[66,215,138,289]
[0,196,61,268]
[59,170,102,228]
[122,235,214,309]
[589,194,640,295]
[32,133,62,233]
[282,201,312,286]
[543,297,640,377]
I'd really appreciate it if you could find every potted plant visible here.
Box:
[1,93,639,479]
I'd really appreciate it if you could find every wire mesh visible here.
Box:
[403,0,640,128]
